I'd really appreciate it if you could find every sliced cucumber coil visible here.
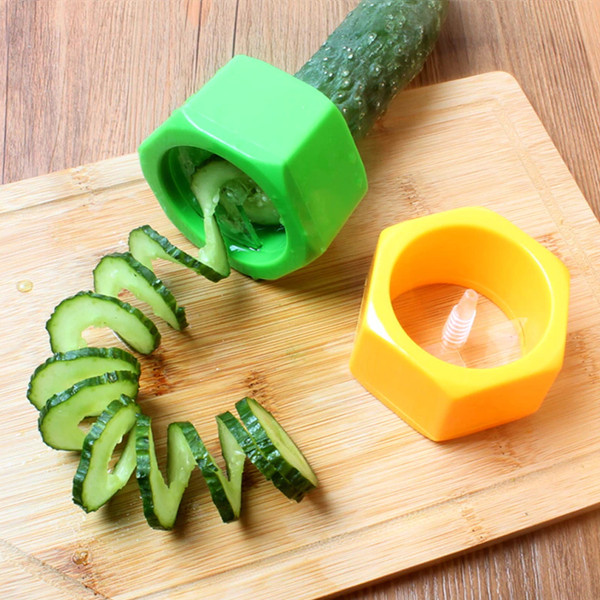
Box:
[27,224,317,529]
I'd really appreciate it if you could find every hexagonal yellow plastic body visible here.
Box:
[350,207,570,442]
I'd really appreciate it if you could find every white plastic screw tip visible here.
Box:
[441,289,479,350]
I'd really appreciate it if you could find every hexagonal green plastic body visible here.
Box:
[138,55,367,280]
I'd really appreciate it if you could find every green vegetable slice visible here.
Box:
[189,160,241,278]
[73,395,139,512]
[38,370,140,451]
[235,398,317,494]
[46,291,160,355]
[128,224,227,282]
[135,415,196,530]
[93,252,187,330]
[216,410,311,502]
[177,417,246,523]
[27,347,140,410]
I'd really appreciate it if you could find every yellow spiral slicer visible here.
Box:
[350,207,570,441]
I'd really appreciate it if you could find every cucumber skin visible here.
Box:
[37,370,140,451]
[134,414,165,530]
[235,398,317,494]
[128,225,227,283]
[216,411,310,502]
[27,347,140,410]
[178,421,243,524]
[72,395,139,512]
[93,251,188,330]
[295,0,448,139]
[45,290,161,355]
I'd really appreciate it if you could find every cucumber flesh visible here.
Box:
[236,398,317,489]
[27,347,140,410]
[214,180,263,250]
[135,415,197,530]
[38,370,140,451]
[46,291,161,355]
[93,252,187,330]
[216,411,309,502]
[128,224,227,282]
[178,419,245,523]
[72,396,139,512]
[190,160,243,277]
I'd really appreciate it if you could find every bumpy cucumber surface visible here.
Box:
[295,0,449,139]
[185,0,447,258]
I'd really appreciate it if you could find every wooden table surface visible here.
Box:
[2,1,599,598]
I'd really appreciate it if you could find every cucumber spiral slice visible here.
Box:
[27,225,317,530]
[93,252,188,331]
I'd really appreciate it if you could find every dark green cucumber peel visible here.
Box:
[178,419,245,523]
[135,415,197,530]
[128,224,227,283]
[234,398,317,497]
[46,291,161,355]
[24,0,443,531]
[93,252,188,331]
[73,395,139,512]
[30,213,318,529]
[37,370,140,451]
[296,0,449,139]
[216,410,314,502]
[27,347,140,410]
[186,0,448,259]
[134,408,314,530]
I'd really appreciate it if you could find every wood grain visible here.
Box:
[3,72,600,600]
[1,1,600,599]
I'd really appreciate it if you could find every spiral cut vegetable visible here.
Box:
[27,225,317,529]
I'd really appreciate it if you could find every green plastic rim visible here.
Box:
[138,55,367,280]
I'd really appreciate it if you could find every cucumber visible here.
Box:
[235,398,317,492]
[185,0,447,257]
[27,347,140,410]
[72,395,139,512]
[216,410,311,502]
[135,403,313,530]
[46,291,161,355]
[38,370,140,451]
[296,0,449,139]
[135,415,197,530]
[128,224,227,283]
[214,178,265,250]
[190,160,238,277]
[93,252,187,330]
[178,419,245,523]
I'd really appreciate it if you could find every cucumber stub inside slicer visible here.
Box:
[138,55,367,280]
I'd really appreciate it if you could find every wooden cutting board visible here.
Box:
[2,71,600,600]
